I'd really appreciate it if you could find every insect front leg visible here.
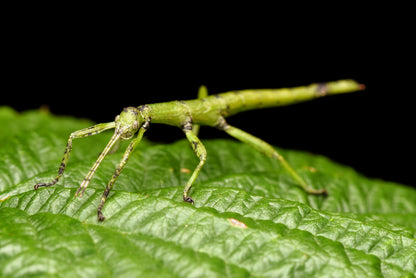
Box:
[216,118,327,195]
[182,122,207,204]
[34,122,116,190]
[97,122,149,221]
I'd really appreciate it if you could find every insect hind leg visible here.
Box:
[217,118,327,195]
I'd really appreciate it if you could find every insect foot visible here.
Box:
[34,180,57,190]
[183,195,195,204]
[309,188,328,197]
[98,211,106,222]
[34,182,47,190]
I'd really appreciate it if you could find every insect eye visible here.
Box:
[132,121,139,130]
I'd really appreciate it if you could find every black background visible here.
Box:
[3,7,415,189]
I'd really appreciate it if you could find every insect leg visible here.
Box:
[75,130,123,197]
[182,124,207,203]
[34,122,115,190]
[192,85,208,136]
[97,122,149,221]
[217,119,326,195]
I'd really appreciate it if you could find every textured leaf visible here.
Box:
[1,107,415,278]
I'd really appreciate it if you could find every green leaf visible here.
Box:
[1,106,415,278]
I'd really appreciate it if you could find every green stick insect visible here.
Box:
[34,79,364,221]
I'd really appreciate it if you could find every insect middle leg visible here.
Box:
[216,118,327,195]
[182,123,207,203]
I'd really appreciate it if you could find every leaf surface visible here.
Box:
[1,107,415,278]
